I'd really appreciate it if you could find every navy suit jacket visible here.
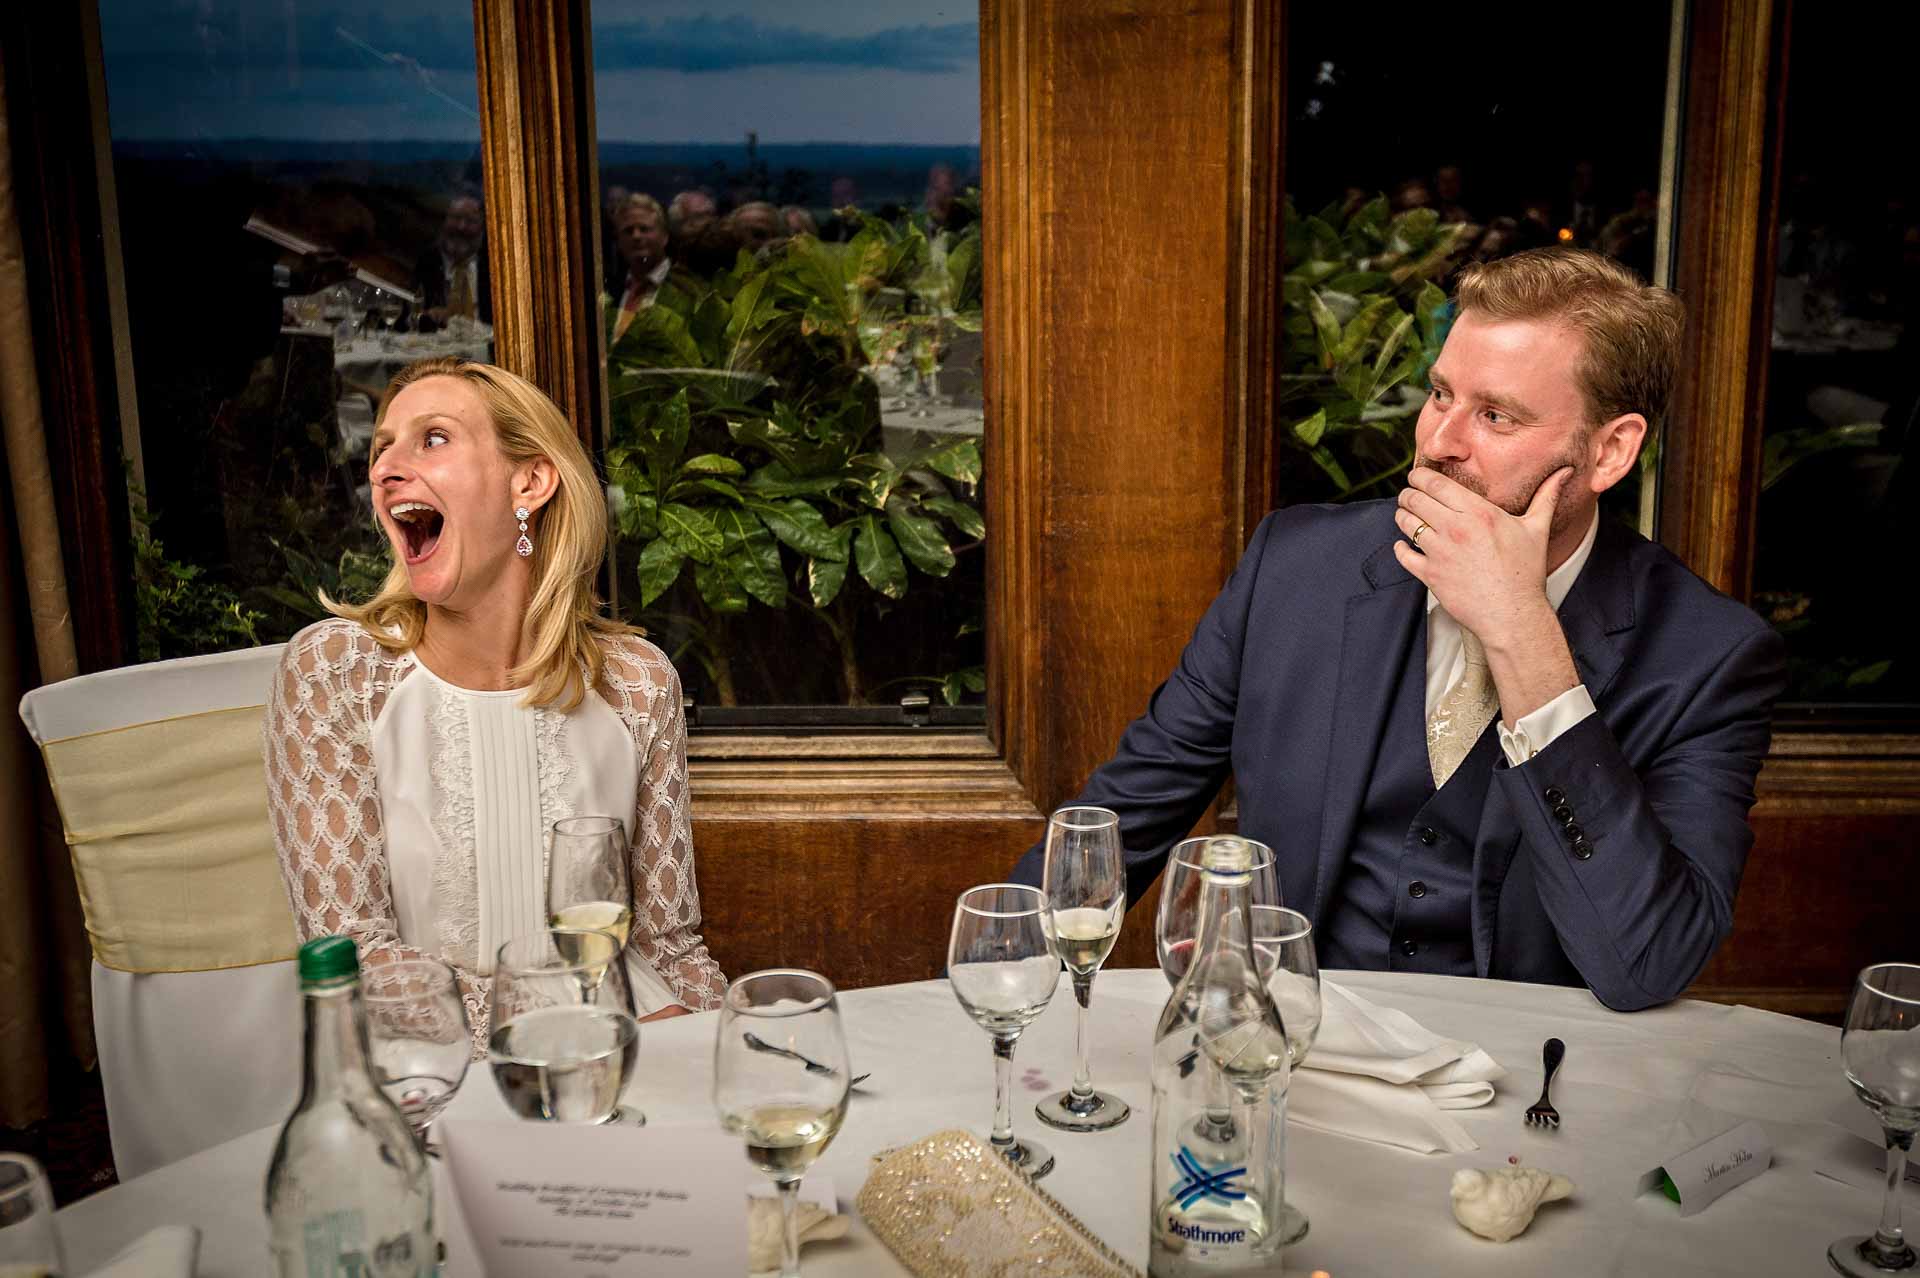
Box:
[1011,500,1787,1010]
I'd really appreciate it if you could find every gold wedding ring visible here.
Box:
[1412,520,1430,546]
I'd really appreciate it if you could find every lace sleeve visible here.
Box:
[263,621,493,1054]
[601,638,727,1011]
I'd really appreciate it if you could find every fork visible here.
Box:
[742,1031,871,1087]
[1524,1037,1566,1129]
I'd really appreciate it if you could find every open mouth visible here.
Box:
[389,501,445,563]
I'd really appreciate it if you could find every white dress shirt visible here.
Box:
[1424,509,1600,767]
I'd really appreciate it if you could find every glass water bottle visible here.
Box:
[1148,837,1291,1275]
[266,936,436,1277]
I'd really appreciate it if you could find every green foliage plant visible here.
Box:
[1278,196,1475,506]
[605,209,985,705]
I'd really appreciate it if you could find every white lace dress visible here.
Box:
[263,618,726,1050]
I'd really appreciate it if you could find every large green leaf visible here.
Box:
[1307,291,1343,364]
[750,498,844,560]
[635,537,686,606]
[1331,297,1399,364]
[807,553,848,607]
[921,495,985,540]
[714,509,786,608]
[941,666,987,706]
[744,462,843,499]
[610,302,704,369]
[681,453,746,477]
[886,497,955,577]
[658,502,723,563]
[692,558,749,614]
[853,515,907,599]
[1291,409,1328,447]
[918,438,982,485]
[849,453,904,510]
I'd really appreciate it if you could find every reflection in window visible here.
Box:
[1753,8,1919,705]
[590,5,984,717]
[1279,5,1675,521]
[97,1,487,659]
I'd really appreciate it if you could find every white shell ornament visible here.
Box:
[1449,1167,1575,1242]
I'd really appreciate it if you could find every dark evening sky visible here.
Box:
[98,1,981,146]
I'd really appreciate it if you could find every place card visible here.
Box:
[1637,1119,1773,1217]
[440,1118,748,1275]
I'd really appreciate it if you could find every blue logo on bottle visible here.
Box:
[1169,1145,1247,1208]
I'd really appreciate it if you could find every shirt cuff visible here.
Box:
[1497,684,1597,766]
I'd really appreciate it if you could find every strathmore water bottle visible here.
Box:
[1148,837,1290,1275]
[266,936,435,1276]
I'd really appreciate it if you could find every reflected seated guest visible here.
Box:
[265,358,725,1051]
[609,193,699,342]
[413,193,492,333]
[1011,249,1787,1012]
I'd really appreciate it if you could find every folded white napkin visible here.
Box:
[1288,978,1506,1155]
[85,1224,199,1278]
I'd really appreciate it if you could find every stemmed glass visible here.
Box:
[489,928,640,1125]
[949,883,1060,1178]
[1037,806,1130,1132]
[363,957,471,1150]
[0,1153,65,1276]
[547,816,634,953]
[715,970,850,1278]
[1829,962,1920,1276]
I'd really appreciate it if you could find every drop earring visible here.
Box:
[514,506,533,557]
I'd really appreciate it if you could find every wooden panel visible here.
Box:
[472,0,602,443]
[1661,0,1783,595]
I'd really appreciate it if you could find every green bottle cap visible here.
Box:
[298,936,360,985]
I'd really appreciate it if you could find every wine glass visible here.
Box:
[1829,962,1920,1277]
[0,1153,65,1276]
[1253,906,1321,1067]
[1037,806,1130,1132]
[714,970,850,1278]
[363,957,471,1149]
[1156,835,1284,984]
[489,928,640,1125]
[547,816,634,955]
[949,883,1060,1178]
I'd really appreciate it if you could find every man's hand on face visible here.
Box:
[1392,464,1572,650]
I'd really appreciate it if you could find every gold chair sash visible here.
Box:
[41,704,297,973]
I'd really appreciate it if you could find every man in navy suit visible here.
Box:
[1011,248,1786,1011]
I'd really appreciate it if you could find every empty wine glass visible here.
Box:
[1156,836,1283,985]
[363,957,470,1149]
[1037,806,1130,1132]
[1829,962,1920,1277]
[949,883,1059,1178]
[0,1153,64,1276]
[1253,904,1318,1247]
[489,928,639,1125]
[547,816,634,956]
[714,970,850,1278]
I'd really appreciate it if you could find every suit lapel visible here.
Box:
[1311,538,1425,921]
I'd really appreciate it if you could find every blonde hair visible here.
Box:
[1452,247,1685,427]
[327,358,639,711]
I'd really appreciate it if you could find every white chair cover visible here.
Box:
[20,645,300,1180]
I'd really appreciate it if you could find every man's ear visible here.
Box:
[1589,412,1649,493]
[513,456,560,513]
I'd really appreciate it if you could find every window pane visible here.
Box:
[97,1,488,660]
[590,4,984,720]
[1279,4,1677,528]
[1752,9,1918,707]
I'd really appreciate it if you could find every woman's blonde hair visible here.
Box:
[327,357,638,711]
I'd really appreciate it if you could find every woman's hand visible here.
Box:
[640,1003,692,1023]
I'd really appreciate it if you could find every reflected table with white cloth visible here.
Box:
[57,968,1899,1277]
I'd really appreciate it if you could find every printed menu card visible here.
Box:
[441,1117,749,1275]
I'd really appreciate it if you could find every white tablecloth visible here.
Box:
[57,969,1895,1277]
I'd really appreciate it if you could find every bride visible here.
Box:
[264,357,724,1047]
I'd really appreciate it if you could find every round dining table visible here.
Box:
[57,968,1888,1277]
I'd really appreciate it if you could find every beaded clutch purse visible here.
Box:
[855,1129,1142,1277]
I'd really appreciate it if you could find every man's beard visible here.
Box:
[1412,451,1588,539]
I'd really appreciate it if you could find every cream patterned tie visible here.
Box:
[1427,627,1501,787]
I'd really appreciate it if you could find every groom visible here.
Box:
[1011,248,1786,1011]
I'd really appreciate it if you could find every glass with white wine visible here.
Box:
[489,928,640,1125]
[1037,805,1130,1132]
[714,970,850,1278]
[547,815,634,953]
